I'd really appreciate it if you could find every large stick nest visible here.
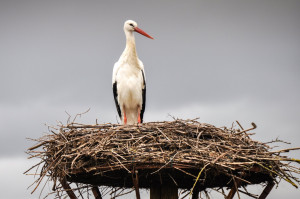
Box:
[26,119,300,198]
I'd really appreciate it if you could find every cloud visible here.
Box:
[0,157,44,199]
[0,100,115,157]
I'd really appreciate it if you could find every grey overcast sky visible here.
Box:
[0,0,299,198]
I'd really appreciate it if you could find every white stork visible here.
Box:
[112,20,153,125]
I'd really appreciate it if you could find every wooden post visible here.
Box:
[226,186,237,199]
[60,178,78,199]
[226,178,241,199]
[150,181,178,199]
[91,186,103,199]
[132,169,141,199]
[191,185,200,199]
[258,181,275,199]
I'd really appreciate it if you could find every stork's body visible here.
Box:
[112,20,153,125]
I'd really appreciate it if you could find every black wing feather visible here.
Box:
[113,82,122,118]
[140,70,146,123]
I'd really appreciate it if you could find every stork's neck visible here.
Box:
[120,31,138,64]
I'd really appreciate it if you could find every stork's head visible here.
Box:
[124,20,154,39]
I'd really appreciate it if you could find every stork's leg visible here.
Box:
[122,105,127,125]
[137,106,141,124]
[123,109,127,125]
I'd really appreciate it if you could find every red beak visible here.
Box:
[134,27,154,39]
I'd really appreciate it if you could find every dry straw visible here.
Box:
[25,118,300,198]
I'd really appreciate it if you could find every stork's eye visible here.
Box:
[129,23,134,27]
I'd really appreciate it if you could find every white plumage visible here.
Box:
[112,20,153,125]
